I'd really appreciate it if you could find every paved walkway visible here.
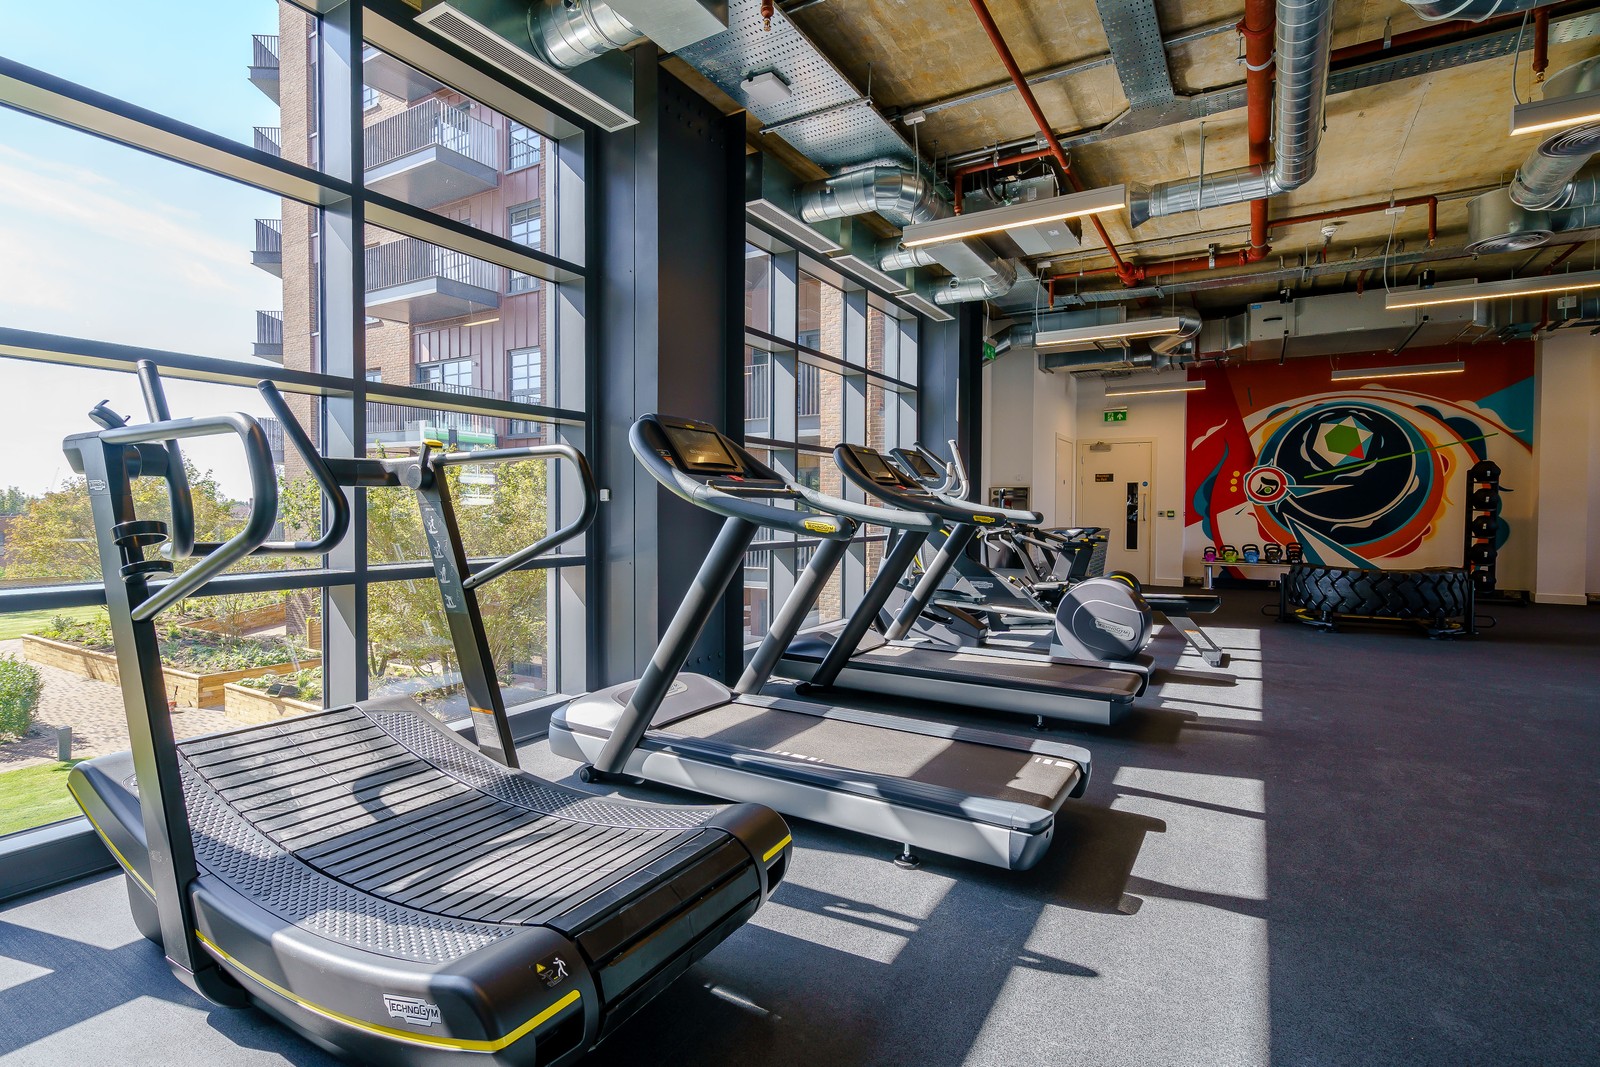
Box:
[0,638,238,771]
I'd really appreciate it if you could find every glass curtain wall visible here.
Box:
[741,242,920,642]
[0,0,590,840]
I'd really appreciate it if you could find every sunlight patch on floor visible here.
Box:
[1113,793,1268,902]
[0,954,51,995]
[1113,767,1267,814]
[747,900,911,965]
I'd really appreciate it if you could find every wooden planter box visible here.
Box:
[223,682,321,725]
[182,602,288,635]
[21,634,320,709]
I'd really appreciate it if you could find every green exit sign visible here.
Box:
[1104,408,1128,423]
[982,341,998,363]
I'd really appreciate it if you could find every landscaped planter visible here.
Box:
[222,682,321,725]
[182,602,288,635]
[21,634,320,709]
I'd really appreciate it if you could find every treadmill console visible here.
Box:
[646,415,789,491]
[895,449,941,484]
[838,444,932,498]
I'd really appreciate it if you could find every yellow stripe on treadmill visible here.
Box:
[196,933,581,1052]
[762,835,792,863]
[67,782,155,898]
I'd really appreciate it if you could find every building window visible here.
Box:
[365,368,382,383]
[416,358,473,390]
[510,347,544,436]
[362,85,380,111]
[509,201,542,294]
[509,121,542,170]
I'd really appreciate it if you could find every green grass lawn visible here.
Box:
[0,760,85,836]
[0,605,103,642]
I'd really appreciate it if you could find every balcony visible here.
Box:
[363,44,445,104]
[368,382,500,450]
[254,310,283,362]
[365,237,500,324]
[252,218,282,277]
[364,100,498,210]
[248,34,280,103]
[253,126,281,158]
[745,357,770,436]
[509,388,550,439]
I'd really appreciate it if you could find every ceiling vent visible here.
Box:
[1466,190,1554,254]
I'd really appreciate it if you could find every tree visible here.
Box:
[0,487,28,516]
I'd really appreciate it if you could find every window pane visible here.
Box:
[1,594,324,837]
[797,272,844,357]
[743,546,770,641]
[745,245,772,333]
[0,109,316,362]
[362,48,562,259]
[363,227,559,406]
[744,348,771,439]
[0,1,313,162]
[797,362,843,448]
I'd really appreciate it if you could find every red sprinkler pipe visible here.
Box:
[965,0,1144,286]
[1241,0,1274,262]
[1533,7,1550,82]
[1271,195,1438,244]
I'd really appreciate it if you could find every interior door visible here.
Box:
[1077,440,1154,582]
[1054,435,1075,528]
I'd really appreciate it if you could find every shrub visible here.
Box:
[0,654,44,739]
[237,667,322,702]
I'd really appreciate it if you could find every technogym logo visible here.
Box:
[1093,617,1136,642]
[383,995,442,1028]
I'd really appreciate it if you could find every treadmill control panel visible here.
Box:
[896,450,940,483]
[652,416,788,492]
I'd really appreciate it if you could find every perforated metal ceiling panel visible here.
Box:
[673,0,921,173]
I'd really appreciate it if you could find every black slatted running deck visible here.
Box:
[179,707,723,930]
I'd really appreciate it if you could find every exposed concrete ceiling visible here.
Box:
[753,0,1600,310]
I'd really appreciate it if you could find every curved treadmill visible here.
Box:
[773,445,1146,726]
[62,372,790,1067]
[551,415,1093,871]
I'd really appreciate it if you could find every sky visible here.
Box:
[0,1,294,499]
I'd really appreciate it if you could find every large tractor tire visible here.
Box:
[1281,564,1473,636]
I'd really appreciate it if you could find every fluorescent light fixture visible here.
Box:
[1035,315,1184,348]
[1384,269,1600,309]
[1510,87,1600,136]
[1104,379,1206,397]
[902,184,1127,248]
[1331,361,1465,381]
[747,198,844,257]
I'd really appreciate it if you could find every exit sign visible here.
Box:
[1104,408,1128,423]
[982,341,998,363]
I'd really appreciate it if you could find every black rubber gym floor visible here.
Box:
[3,590,1596,1065]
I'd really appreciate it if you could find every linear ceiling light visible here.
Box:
[1104,379,1207,397]
[747,198,844,257]
[1331,361,1465,381]
[901,184,1127,248]
[1035,315,1184,348]
[1384,269,1600,310]
[1509,87,1600,137]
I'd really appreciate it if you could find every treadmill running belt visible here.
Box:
[178,707,721,929]
[791,642,1144,700]
[661,703,1080,809]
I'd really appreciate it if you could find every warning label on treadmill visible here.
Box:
[534,956,570,988]
[383,995,442,1028]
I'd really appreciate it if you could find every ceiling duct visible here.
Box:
[416,0,728,132]
[1509,57,1600,211]
[798,166,1021,304]
[1401,0,1561,22]
[1129,0,1334,227]
[1469,162,1600,252]
[995,309,1201,368]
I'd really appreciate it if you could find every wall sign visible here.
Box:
[1103,408,1128,423]
[1095,473,1113,482]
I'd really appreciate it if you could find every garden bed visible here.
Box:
[21,631,320,709]
[222,682,321,725]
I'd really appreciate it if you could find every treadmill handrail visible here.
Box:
[629,420,856,540]
[834,444,1044,526]
[790,482,938,532]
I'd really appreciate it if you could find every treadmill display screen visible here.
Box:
[857,449,902,485]
[664,425,740,472]
[903,452,939,480]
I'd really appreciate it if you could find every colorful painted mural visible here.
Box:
[1185,345,1535,587]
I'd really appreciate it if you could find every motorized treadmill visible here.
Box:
[891,443,1230,668]
[550,414,1094,871]
[65,366,792,1066]
[770,444,1149,726]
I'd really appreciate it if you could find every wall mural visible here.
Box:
[1185,344,1535,586]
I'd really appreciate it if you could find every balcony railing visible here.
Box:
[745,358,771,424]
[255,218,282,254]
[509,388,548,438]
[256,310,283,346]
[364,99,497,172]
[799,362,821,417]
[252,34,280,69]
[253,126,281,157]
[366,237,499,293]
[368,382,500,438]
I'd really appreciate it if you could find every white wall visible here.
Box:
[980,353,1078,524]
[1533,332,1600,603]
[1072,371,1190,586]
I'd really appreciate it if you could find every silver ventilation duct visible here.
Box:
[1469,163,1600,253]
[1129,0,1334,226]
[1037,350,1191,373]
[992,309,1201,366]
[538,2,645,69]
[798,166,1020,303]
[1509,57,1600,210]
[1401,0,1561,22]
